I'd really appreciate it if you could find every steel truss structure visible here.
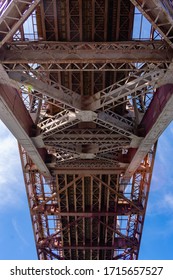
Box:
[1,0,173,260]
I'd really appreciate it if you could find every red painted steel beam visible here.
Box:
[37,240,137,250]
[0,84,51,177]
[125,84,173,178]
[53,168,125,175]
[31,204,143,215]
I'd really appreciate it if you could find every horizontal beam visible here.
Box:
[50,158,127,170]
[43,129,130,140]
[32,205,143,215]
[44,135,129,144]
[1,40,172,63]
[37,245,124,250]
[37,238,138,250]
[125,84,173,177]
[52,168,125,175]
[2,62,167,72]
[0,84,51,177]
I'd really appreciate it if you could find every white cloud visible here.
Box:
[0,121,25,210]
[151,127,173,189]
[163,194,173,210]
[147,122,173,216]
[147,193,173,216]
[12,218,29,246]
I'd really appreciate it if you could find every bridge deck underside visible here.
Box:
[0,0,168,260]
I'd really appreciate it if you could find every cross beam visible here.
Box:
[8,72,81,110]
[32,208,143,216]
[94,111,138,139]
[38,110,79,139]
[37,242,137,250]
[86,69,165,111]
[1,40,172,63]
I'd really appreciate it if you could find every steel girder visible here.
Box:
[125,84,173,178]
[0,0,172,260]
[8,71,81,110]
[19,141,156,260]
[0,0,41,46]
[130,0,173,48]
[2,61,168,72]
[86,68,166,111]
[1,41,172,64]
[0,83,51,177]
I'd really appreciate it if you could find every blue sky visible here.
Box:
[139,122,173,260]
[0,119,173,260]
[0,121,37,260]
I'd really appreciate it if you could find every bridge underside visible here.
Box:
[1,0,173,259]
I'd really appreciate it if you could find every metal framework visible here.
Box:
[1,0,173,260]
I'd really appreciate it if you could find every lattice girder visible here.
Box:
[0,0,172,261]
